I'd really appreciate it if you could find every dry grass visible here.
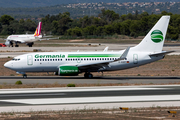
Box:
[0,107,180,120]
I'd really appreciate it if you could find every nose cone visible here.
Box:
[4,61,11,69]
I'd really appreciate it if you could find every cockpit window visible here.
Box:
[12,58,20,61]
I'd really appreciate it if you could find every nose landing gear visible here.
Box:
[23,74,27,78]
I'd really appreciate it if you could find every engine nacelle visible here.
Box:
[5,41,10,46]
[59,66,79,76]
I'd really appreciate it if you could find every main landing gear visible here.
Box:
[27,42,34,47]
[15,42,19,47]
[84,72,93,78]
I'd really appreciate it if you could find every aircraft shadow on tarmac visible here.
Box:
[0,76,180,80]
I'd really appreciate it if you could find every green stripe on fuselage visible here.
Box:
[68,54,121,58]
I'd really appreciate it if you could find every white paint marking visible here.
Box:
[1,95,180,105]
[0,87,169,94]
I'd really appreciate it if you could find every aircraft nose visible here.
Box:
[4,61,12,69]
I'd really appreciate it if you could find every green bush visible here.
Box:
[67,83,75,87]
[15,80,22,85]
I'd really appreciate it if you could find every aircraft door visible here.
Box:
[133,54,138,64]
[27,55,33,65]
[77,58,81,63]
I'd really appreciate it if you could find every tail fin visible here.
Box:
[34,22,42,37]
[133,16,170,53]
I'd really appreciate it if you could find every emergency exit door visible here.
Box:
[133,54,138,64]
[27,55,33,65]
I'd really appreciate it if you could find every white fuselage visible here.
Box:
[4,48,164,73]
[7,34,42,43]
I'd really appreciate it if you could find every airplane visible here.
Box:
[5,22,42,47]
[4,16,173,78]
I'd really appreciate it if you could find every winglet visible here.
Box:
[103,47,109,52]
[115,47,130,61]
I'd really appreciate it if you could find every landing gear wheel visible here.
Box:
[15,45,19,47]
[29,45,32,47]
[84,73,88,78]
[84,73,93,78]
[88,74,93,78]
[23,74,27,78]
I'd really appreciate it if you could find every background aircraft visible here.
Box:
[5,22,42,47]
[4,16,173,78]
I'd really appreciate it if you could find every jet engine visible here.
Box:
[5,41,10,46]
[58,66,79,76]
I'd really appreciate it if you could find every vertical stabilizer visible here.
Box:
[34,22,42,37]
[133,16,170,52]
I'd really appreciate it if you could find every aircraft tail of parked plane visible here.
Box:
[5,22,42,47]
[34,22,42,37]
[4,16,174,78]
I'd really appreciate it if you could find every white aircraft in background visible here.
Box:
[4,16,173,78]
[5,22,42,47]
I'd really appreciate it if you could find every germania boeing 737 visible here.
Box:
[4,16,173,78]
[5,22,42,47]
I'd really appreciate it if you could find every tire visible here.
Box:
[88,74,93,78]
[15,45,19,47]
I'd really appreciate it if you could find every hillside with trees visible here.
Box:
[0,0,179,8]
[0,2,179,20]
[0,10,179,40]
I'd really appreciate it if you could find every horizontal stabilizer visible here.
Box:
[149,51,174,57]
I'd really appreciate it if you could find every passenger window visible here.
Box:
[84,58,86,61]
[102,58,104,60]
[45,59,47,61]
[97,58,99,60]
[107,58,109,60]
[100,58,101,60]
[92,58,94,60]
[35,59,36,61]
[37,59,39,61]
[105,58,106,60]
[48,59,49,61]
[50,59,52,61]
[40,59,41,61]
[42,59,44,61]
[89,58,91,60]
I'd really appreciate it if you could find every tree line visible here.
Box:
[0,10,180,40]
